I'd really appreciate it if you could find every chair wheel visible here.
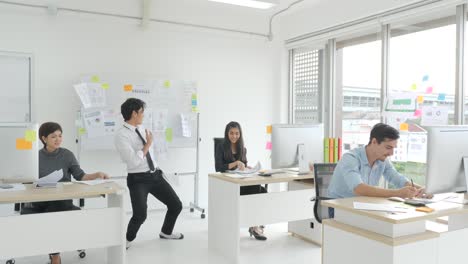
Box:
[79,251,86,258]
[6,259,15,264]
[201,213,206,219]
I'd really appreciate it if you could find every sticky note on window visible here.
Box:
[165,128,173,142]
[417,96,424,104]
[411,84,417,90]
[422,75,429,82]
[191,106,198,113]
[191,93,197,100]
[191,99,197,106]
[266,125,272,134]
[438,93,446,101]
[25,130,37,142]
[414,109,422,117]
[266,141,272,150]
[124,84,133,92]
[91,75,100,83]
[78,128,86,135]
[16,138,32,150]
[400,123,409,131]
[164,80,171,88]
[101,83,110,90]
[426,87,433,94]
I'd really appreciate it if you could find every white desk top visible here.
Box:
[0,182,125,204]
[209,172,313,186]
[323,195,468,224]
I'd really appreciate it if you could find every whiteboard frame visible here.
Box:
[0,50,34,123]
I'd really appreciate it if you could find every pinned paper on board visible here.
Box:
[384,94,417,113]
[90,75,100,83]
[266,125,272,134]
[391,134,408,162]
[180,113,192,138]
[407,133,427,163]
[83,110,105,138]
[266,141,272,150]
[414,109,422,117]
[101,83,110,90]
[25,130,36,142]
[421,105,449,126]
[417,96,424,104]
[16,138,32,150]
[165,128,173,142]
[124,84,133,92]
[438,93,446,101]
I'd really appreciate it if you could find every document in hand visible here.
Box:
[227,161,261,175]
[35,169,63,188]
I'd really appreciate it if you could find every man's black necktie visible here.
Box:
[135,128,156,172]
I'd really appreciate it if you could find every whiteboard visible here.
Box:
[0,52,32,123]
[75,75,199,158]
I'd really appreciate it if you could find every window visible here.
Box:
[290,48,323,124]
[336,32,382,154]
[389,11,456,185]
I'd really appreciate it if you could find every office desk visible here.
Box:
[208,173,315,264]
[0,182,126,263]
[322,195,468,264]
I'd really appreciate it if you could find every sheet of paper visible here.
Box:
[223,173,256,179]
[83,110,105,138]
[75,179,114,186]
[421,105,449,126]
[353,202,413,213]
[180,113,192,138]
[37,169,63,184]
[227,161,262,175]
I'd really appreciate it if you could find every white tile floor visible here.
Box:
[2,210,321,264]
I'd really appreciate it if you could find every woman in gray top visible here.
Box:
[33,122,109,264]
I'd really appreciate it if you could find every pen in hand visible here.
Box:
[411,179,414,188]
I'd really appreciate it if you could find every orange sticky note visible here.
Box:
[400,123,409,131]
[416,206,434,213]
[16,138,32,150]
[266,125,272,134]
[417,95,424,104]
[124,84,133,92]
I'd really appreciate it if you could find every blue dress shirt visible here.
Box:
[327,146,409,198]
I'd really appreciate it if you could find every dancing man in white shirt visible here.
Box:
[115,98,184,249]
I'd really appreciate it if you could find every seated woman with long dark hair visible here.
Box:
[215,121,267,241]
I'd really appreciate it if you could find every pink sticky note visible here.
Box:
[414,109,422,117]
[426,87,433,94]
[266,141,272,150]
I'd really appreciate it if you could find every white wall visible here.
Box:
[0,3,282,212]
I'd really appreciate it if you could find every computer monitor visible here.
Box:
[425,125,468,194]
[271,124,324,173]
[0,123,39,183]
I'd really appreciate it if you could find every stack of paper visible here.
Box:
[227,161,261,175]
[76,179,114,186]
[36,170,63,188]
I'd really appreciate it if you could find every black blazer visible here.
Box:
[215,143,247,172]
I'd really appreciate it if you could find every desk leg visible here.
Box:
[208,177,240,264]
[107,192,126,264]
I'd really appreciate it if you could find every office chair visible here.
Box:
[312,163,337,223]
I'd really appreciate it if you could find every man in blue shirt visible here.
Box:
[328,123,427,199]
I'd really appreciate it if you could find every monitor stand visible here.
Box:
[297,144,309,174]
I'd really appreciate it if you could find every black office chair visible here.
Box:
[213,137,224,160]
[312,163,337,223]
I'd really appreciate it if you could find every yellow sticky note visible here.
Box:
[400,123,409,131]
[78,128,86,135]
[165,128,173,142]
[91,75,100,83]
[164,80,171,88]
[266,125,272,134]
[25,130,37,142]
[16,138,32,150]
[101,83,110,90]
[191,106,198,113]
[411,83,417,90]
[124,84,133,92]
[417,95,424,104]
